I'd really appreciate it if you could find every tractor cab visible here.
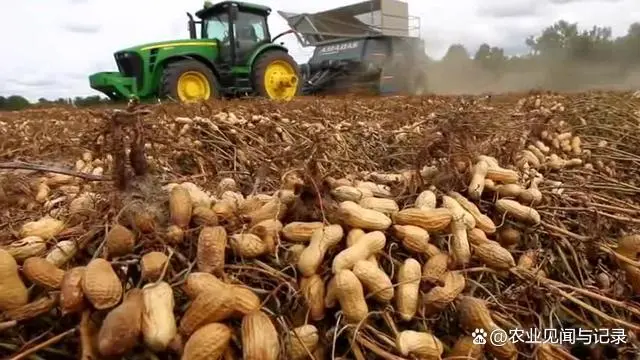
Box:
[189,1,271,67]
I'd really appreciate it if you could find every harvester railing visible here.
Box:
[278,0,420,47]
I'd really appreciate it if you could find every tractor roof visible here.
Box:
[196,1,271,18]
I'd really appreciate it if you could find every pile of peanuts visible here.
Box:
[0,138,619,360]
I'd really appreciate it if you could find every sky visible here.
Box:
[1,0,638,101]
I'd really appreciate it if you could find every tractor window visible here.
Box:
[203,13,230,41]
[235,12,268,42]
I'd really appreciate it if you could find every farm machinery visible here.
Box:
[279,0,428,95]
[88,0,427,103]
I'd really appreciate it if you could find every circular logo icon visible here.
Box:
[490,328,509,347]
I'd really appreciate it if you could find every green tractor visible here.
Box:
[89,1,301,103]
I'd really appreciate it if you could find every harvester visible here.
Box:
[279,0,428,96]
[88,0,427,103]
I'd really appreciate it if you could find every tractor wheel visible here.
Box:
[252,51,301,101]
[160,60,220,103]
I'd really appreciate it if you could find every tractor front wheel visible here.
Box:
[252,51,301,101]
[160,60,219,103]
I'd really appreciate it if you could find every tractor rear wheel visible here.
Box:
[252,51,301,101]
[160,60,219,103]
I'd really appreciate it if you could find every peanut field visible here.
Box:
[0,91,639,360]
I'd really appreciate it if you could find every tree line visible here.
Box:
[0,95,110,111]
[2,19,640,111]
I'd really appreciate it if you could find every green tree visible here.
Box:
[473,43,506,72]
[442,44,470,64]
[1,95,30,110]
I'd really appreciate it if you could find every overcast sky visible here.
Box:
[1,0,638,100]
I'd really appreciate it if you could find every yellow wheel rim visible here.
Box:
[177,71,211,102]
[264,60,298,101]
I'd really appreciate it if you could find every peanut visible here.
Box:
[330,185,373,202]
[338,201,392,230]
[473,242,516,270]
[244,197,287,227]
[332,231,385,273]
[422,253,450,285]
[335,269,368,323]
[354,180,392,197]
[346,228,377,265]
[447,191,496,234]
[82,258,123,310]
[297,224,344,276]
[519,176,543,205]
[2,236,47,262]
[287,324,319,360]
[241,311,280,360]
[497,226,521,247]
[282,221,324,243]
[98,289,143,357]
[396,330,444,359]
[20,216,65,240]
[182,322,232,360]
[22,256,65,289]
[196,226,227,276]
[191,206,218,226]
[358,196,399,215]
[0,249,29,311]
[45,240,78,267]
[140,251,169,282]
[414,190,436,209]
[468,160,489,199]
[230,233,268,258]
[423,271,466,314]
[352,260,394,303]
[393,207,452,231]
[395,258,421,321]
[142,281,177,352]
[442,195,475,229]
[477,155,499,168]
[60,266,86,315]
[105,224,136,258]
[486,166,519,184]
[169,185,192,228]
[179,290,235,336]
[300,274,325,321]
[450,216,471,267]
[495,199,541,225]
[392,224,431,254]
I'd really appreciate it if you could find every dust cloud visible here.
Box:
[423,61,640,95]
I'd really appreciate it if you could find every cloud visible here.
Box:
[476,1,547,18]
[60,23,101,34]
[7,78,57,88]
[62,72,92,81]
